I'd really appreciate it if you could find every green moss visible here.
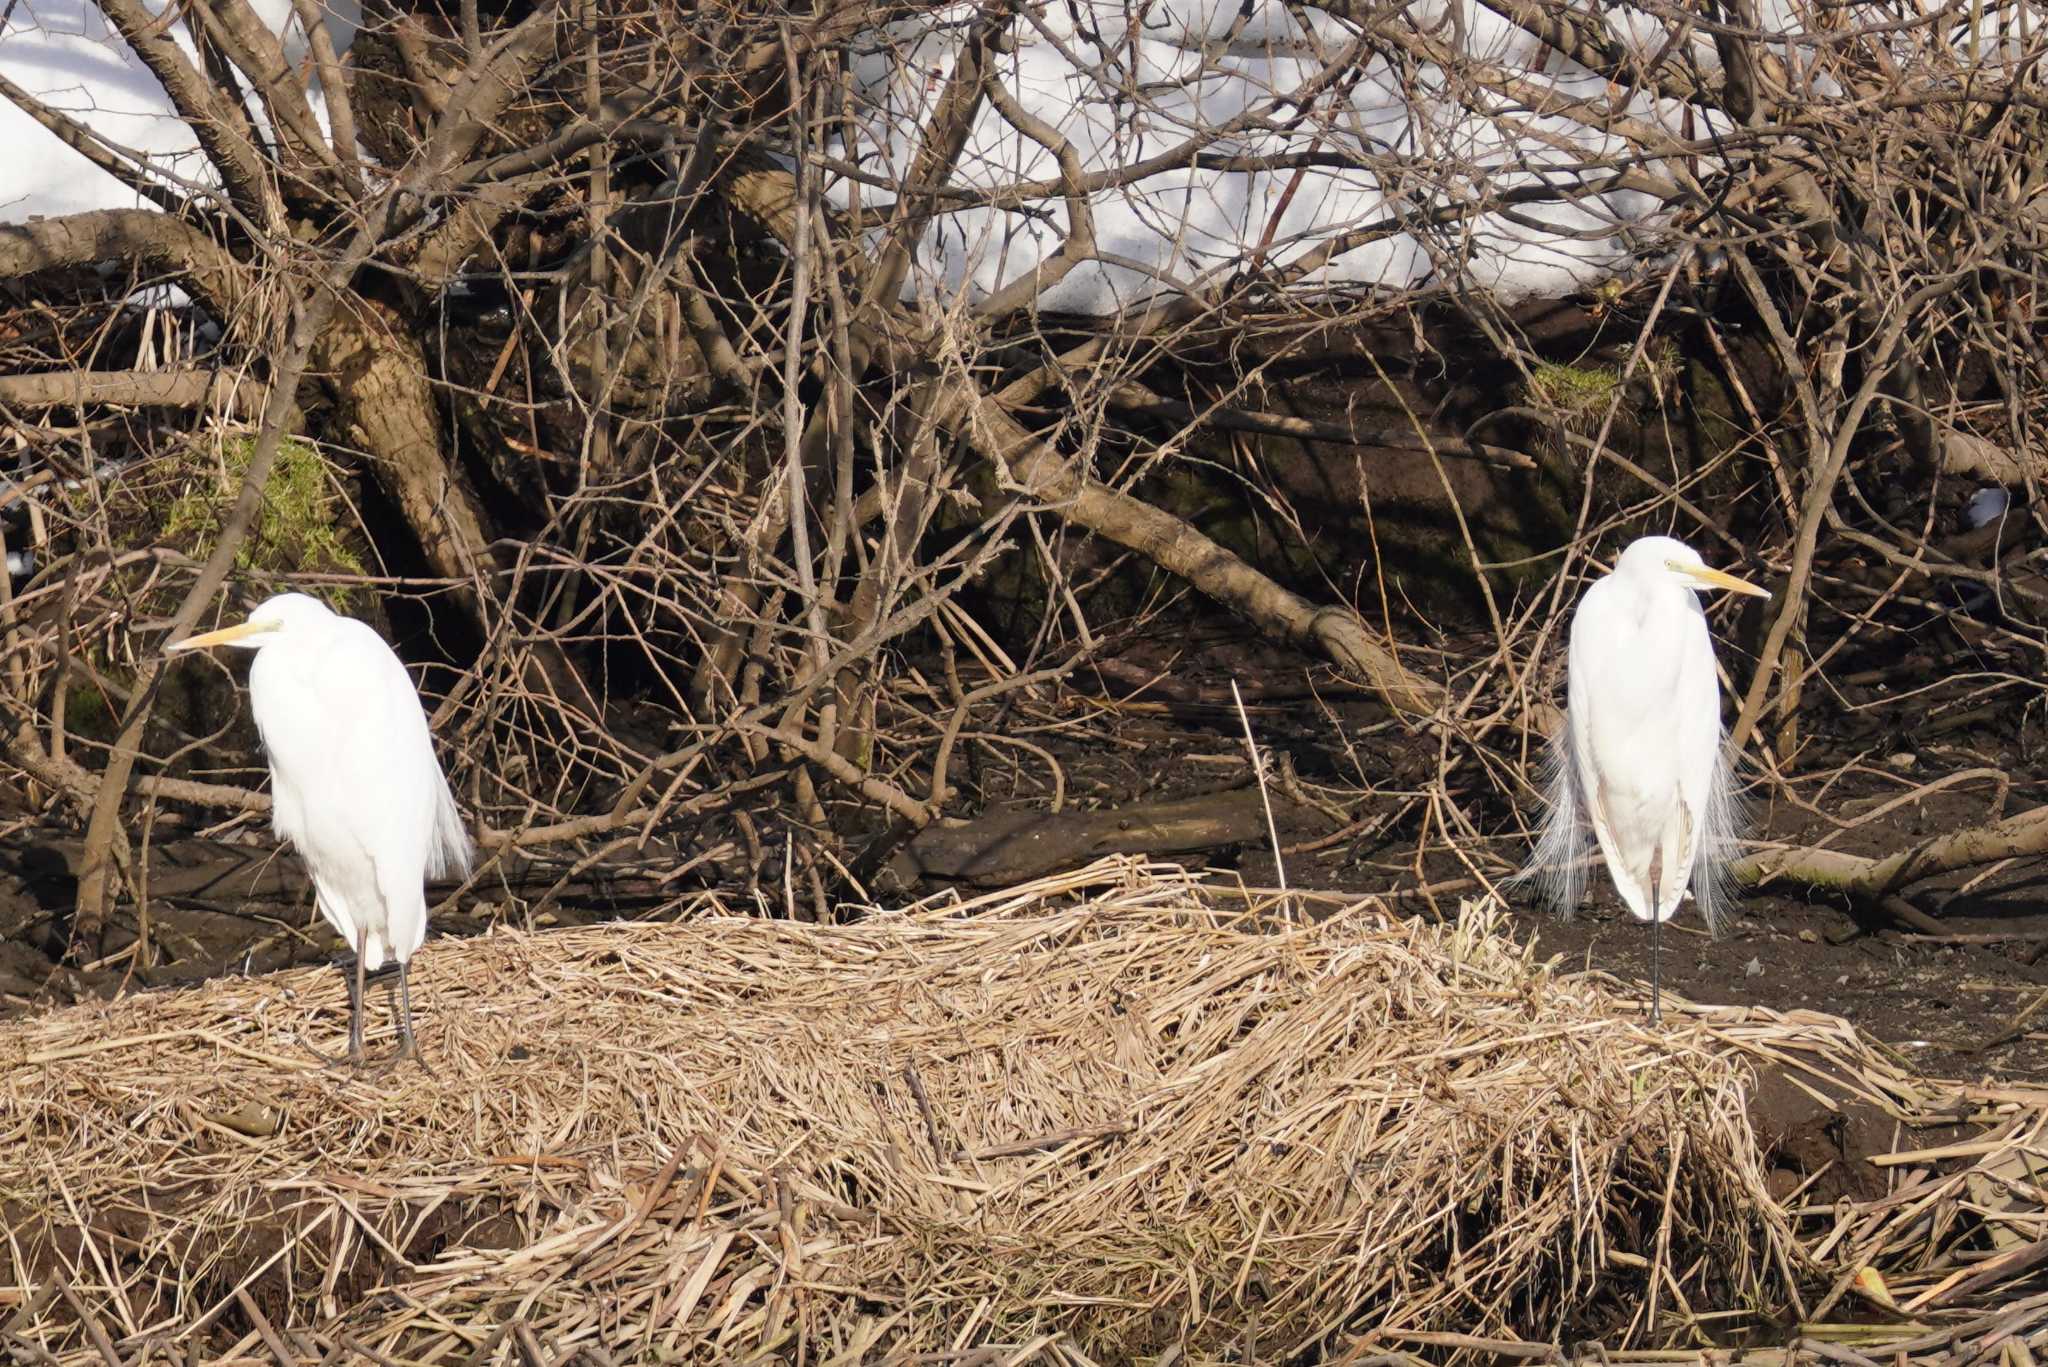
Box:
[64,683,114,743]
[1643,335,1683,392]
[163,435,364,608]
[1528,361,1623,416]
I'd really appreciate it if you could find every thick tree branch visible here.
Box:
[9,723,268,816]
[95,0,276,220]
[1464,0,1714,106]
[940,372,1446,717]
[187,0,347,192]
[0,370,263,414]
[292,0,363,187]
[859,2,1010,314]
[0,211,249,322]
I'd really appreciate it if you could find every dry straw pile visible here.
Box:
[0,859,2039,1364]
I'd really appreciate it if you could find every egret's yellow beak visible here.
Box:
[1677,563,1772,599]
[164,620,271,654]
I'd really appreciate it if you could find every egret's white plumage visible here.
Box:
[1519,536,1769,1016]
[167,593,470,1063]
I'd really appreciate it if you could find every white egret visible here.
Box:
[166,593,472,1066]
[1519,536,1770,1022]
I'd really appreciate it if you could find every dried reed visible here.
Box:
[0,860,2036,1364]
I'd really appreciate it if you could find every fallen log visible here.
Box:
[886,785,1307,888]
[12,835,679,907]
[1735,801,2048,922]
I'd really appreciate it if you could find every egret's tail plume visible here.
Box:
[1688,740,1746,937]
[1509,721,1588,916]
[426,772,474,882]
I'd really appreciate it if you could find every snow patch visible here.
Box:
[0,0,359,221]
[832,0,1762,313]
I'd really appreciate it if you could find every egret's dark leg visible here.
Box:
[1651,912,1662,1026]
[303,949,371,1070]
[350,946,368,1062]
[395,960,420,1061]
[1647,848,1665,1027]
[369,959,432,1074]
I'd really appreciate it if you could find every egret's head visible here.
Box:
[1619,535,1771,599]
[164,593,333,655]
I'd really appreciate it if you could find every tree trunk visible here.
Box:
[312,296,591,710]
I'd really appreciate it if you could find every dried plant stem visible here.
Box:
[1232,677,1290,913]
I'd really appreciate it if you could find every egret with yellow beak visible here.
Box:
[1519,536,1771,1023]
[167,593,471,1066]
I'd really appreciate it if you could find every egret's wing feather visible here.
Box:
[306,869,358,956]
[1686,743,1744,935]
[1565,579,1661,920]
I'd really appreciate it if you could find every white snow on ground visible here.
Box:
[831,0,1755,313]
[0,0,2009,315]
[0,0,358,221]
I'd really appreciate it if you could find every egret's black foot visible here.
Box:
[367,1034,432,1077]
[298,1036,369,1072]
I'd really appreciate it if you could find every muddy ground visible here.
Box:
[0,632,2044,1097]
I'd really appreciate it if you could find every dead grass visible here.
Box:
[0,859,2041,1364]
